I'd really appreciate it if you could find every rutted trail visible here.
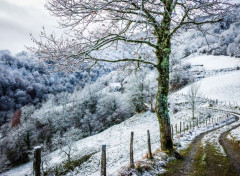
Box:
[163,113,240,176]
[219,122,240,175]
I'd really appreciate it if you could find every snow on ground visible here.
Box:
[62,112,161,176]
[1,112,161,176]
[2,108,235,176]
[185,55,240,70]
[228,125,240,142]
[202,115,240,155]
[2,55,240,175]
[1,163,32,176]
[178,71,240,104]
[175,112,236,150]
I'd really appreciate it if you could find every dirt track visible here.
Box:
[163,114,240,176]
[219,123,240,175]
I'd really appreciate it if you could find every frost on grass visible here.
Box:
[228,126,240,143]
[179,71,240,104]
[184,55,240,71]
[202,118,239,155]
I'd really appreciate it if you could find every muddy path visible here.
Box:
[219,123,240,175]
[162,114,240,176]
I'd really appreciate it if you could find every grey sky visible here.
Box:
[1,0,240,54]
[0,0,59,54]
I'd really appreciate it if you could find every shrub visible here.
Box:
[170,72,192,91]
[11,109,22,127]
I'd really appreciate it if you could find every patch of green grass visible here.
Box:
[160,140,238,176]
[192,142,238,176]
[192,143,206,176]
[162,146,192,175]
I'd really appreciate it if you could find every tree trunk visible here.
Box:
[155,77,173,151]
[192,104,195,120]
[155,0,174,151]
[155,52,173,151]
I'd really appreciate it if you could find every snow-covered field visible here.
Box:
[185,55,240,70]
[2,110,235,176]
[175,112,235,150]
[178,71,240,104]
[1,112,161,176]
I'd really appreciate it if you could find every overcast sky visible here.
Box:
[0,0,59,54]
[1,0,240,54]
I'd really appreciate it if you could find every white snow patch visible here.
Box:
[1,163,33,176]
[202,117,240,155]
[1,112,161,176]
[178,71,240,104]
[228,125,240,142]
[185,55,240,70]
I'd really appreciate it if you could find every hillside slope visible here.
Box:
[2,55,240,176]
[178,71,240,104]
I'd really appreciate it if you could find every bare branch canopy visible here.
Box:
[29,0,237,151]
[29,0,234,71]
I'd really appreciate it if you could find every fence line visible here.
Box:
[103,107,233,175]
[20,78,240,175]
[31,103,235,176]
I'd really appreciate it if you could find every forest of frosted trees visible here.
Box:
[0,50,111,124]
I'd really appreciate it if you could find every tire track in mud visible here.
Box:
[163,113,240,176]
[219,114,240,175]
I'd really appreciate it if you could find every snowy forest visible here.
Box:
[1,1,240,176]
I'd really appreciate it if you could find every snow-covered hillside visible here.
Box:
[1,110,236,176]
[185,55,240,70]
[2,55,240,176]
[178,71,240,104]
[0,50,111,124]
[1,112,160,176]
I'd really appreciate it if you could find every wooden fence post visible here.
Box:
[130,132,135,168]
[180,122,182,134]
[101,145,106,176]
[183,122,185,133]
[33,146,41,176]
[175,124,178,136]
[147,130,153,159]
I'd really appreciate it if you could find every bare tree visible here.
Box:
[53,134,77,163]
[187,82,200,120]
[29,0,236,152]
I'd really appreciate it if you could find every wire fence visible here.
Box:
[171,69,240,94]
[3,68,240,175]
[35,98,237,176]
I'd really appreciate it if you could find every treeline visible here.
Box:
[0,68,153,171]
[0,61,194,172]
[0,50,110,124]
[172,5,240,59]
